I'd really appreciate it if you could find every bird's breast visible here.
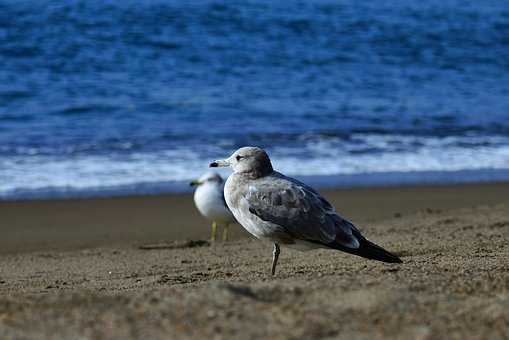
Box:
[194,184,233,223]
[224,175,282,240]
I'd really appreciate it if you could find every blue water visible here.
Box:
[1,0,509,199]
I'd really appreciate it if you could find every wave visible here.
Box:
[1,135,508,199]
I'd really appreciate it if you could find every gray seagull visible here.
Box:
[210,146,402,275]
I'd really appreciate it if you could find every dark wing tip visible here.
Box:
[322,236,402,264]
[354,238,403,263]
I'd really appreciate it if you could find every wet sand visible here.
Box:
[0,182,508,339]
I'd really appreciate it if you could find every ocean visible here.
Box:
[1,0,509,199]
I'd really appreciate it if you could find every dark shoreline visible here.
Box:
[1,181,508,255]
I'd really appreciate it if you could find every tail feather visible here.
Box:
[328,235,402,264]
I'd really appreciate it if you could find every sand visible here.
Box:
[0,182,508,339]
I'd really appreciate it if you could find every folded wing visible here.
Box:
[244,173,360,249]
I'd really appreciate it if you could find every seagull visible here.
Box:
[210,146,402,275]
[190,172,235,241]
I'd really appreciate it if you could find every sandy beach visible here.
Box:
[1,182,508,339]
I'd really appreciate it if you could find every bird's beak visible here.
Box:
[209,159,230,168]
[189,179,202,187]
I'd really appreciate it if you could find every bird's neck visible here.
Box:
[240,168,274,179]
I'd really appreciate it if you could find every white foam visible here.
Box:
[274,134,509,175]
[0,150,230,195]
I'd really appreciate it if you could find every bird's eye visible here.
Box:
[235,155,242,161]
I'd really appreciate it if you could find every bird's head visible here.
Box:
[210,146,273,178]
[189,172,224,187]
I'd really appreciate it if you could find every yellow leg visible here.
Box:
[211,221,217,242]
[222,224,230,242]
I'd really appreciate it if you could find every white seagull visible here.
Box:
[210,146,402,275]
[190,172,235,241]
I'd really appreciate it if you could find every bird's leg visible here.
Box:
[271,243,280,276]
[222,223,230,242]
[210,221,217,242]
